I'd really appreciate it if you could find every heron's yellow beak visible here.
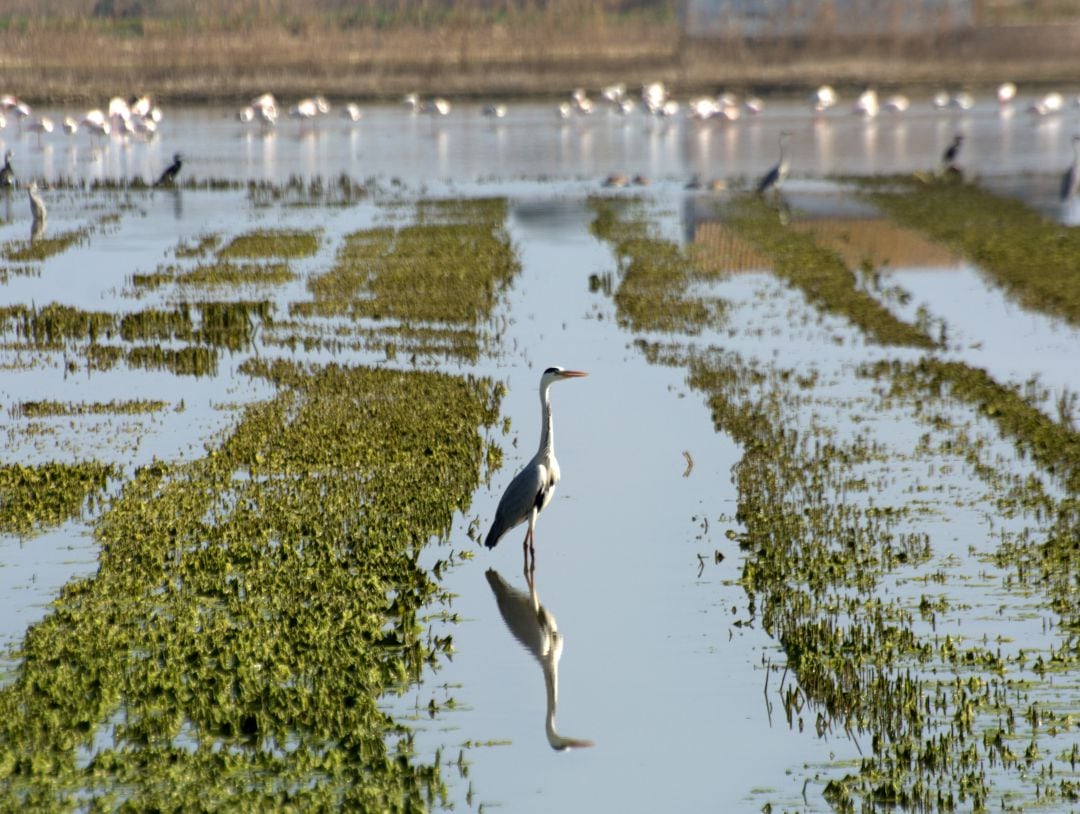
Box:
[559,370,588,378]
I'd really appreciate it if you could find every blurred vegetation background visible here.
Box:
[0,0,1078,103]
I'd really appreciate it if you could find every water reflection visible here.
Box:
[485,567,594,751]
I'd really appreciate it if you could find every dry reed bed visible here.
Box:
[4,20,1080,104]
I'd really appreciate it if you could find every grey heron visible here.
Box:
[485,366,587,571]
[154,153,183,187]
[942,134,964,169]
[0,150,13,189]
[1062,135,1080,202]
[757,131,793,195]
[27,181,46,223]
[485,568,595,751]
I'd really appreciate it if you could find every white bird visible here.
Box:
[642,81,667,114]
[26,116,53,145]
[811,84,837,113]
[884,94,910,113]
[601,83,626,106]
[402,92,420,113]
[758,130,793,194]
[931,90,950,110]
[1030,92,1064,116]
[556,101,573,120]
[949,91,975,111]
[341,102,363,122]
[62,116,79,135]
[81,110,111,140]
[27,180,46,223]
[997,82,1017,104]
[1062,135,1080,202]
[743,96,765,115]
[482,103,507,119]
[689,96,719,120]
[289,98,321,120]
[854,88,879,118]
[485,367,587,571]
[420,97,451,116]
[571,89,593,115]
[486,568,595,751]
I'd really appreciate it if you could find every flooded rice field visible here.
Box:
[2,99,1080,810]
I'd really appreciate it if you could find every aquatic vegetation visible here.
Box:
[723,195,938,348]
[864,176,1080,326]
[14,400,168,417]
[0,461,116,536]
[247,174,367,208]
[120,306,195,343]
[292,198,518,360]
[0,362,502,809]
[588,196,723,333]
[613,193,1080,811]
[131,261,295,290]
[126,344,219,376]
[218,228,320,259]
[1,228,91,262]
[174,233,222,258]
[863,358,1080,493]
[0,303,115,349]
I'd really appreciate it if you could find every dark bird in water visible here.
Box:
[1061,135,1080,202]
[485,366,587,572]
[757,131,793,194]
[154,152,183,187]
[0,150,15,189]
[942,134,964,169]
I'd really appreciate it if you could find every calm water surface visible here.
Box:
[2,98,1079,810]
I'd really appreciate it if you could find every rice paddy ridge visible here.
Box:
[590,197,1080,810]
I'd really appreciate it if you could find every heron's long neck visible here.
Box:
[543,659,560,745]
[538,385,554,457]
[778,140,790,172]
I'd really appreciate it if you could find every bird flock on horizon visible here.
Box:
[3,79,1080,234]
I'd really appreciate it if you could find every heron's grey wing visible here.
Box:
[485,460,545,549]
[485,569,545,660]
[757,166,779,193]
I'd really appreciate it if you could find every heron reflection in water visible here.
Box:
[27,181,46,241]
[486,568,594,751]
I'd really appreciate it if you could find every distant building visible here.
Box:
[682,0,974,38]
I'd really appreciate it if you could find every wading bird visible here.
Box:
[485,367,587,571]
[0,150,14,188]
[486,568,595,751]
[757,131,793,194]
[27,181,46,224]
[154,152,183,187]
[942,134,964,170]
[1062,135,1080,202]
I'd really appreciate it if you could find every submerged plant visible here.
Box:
[0,363,502,808]
[864,175,1080,326]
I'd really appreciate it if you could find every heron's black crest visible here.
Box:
[543,366,561,375]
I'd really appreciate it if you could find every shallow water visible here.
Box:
[2,99,1080,809]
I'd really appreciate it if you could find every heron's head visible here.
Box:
[541,366,588,387]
